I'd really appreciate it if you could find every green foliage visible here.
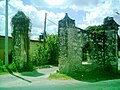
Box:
[7,63,17,72]
[67,68,120,82]
[0,65,8,73]
[0,60,17,74]
[0,60,3,65]
[0,60,8,73]
[32,44,49,66]
[86,25,104,39]
[11,11,31,31]
[85,25,106,67]
[11,11,31,70]
[47,34,59,65]
[32,34,59,66]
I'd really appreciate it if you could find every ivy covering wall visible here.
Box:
[11,11,31,70]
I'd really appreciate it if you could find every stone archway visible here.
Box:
[82,42,92,64]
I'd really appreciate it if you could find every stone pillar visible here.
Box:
[11,11,31,70]
[58,13,82,74]
[103,17,119,73]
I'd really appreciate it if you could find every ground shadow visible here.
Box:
[6,67,32,83]
[67,70,120,83]
[11,73,32,83]
[20,70,44,77]
[6,67,45,83]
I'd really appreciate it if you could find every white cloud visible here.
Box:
[44,0,64,6]
[0,1,4,14]
[2,0,120,40]
[0,15,12,36]
[0,15,5,35]
[47,25,58,34]
[30,0,101,11]
[9,0,24,10]
[0,0,65,40]
[77,24,88,29]
[78,0,120,29]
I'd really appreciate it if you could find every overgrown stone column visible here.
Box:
[11,11,31,70]
[58,13,82,74]
[103,17,119,73]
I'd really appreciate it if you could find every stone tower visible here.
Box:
[58,13,82,74]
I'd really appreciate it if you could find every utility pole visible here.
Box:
[5,0,8,66]
[43,13,47,47]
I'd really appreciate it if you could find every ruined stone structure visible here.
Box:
[11,11,31,69]
[58,13,119,74]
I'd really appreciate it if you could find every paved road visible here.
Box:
[0,67,120,90]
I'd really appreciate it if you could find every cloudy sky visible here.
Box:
[0,0,120,40]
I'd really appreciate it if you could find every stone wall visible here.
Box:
[58,13,119,74]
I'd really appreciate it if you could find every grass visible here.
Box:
[0,65,9,75]
[0,70,9,75]
[48,68,120,82]
[48,72,73,80]
[68,69,120,82]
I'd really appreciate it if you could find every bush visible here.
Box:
[32,44,49,66]
[32,34,59,66]
[47,34,59,65]
[7,63,17,72]
[0,60,8,73]
[0,65,8,73]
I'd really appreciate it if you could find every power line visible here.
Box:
[47,19,58,26]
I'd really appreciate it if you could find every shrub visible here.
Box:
[0,60,8,73]
[47,34,59,65]
[7,63,17,72]
[32,34,59,66]
[0,65,8,73]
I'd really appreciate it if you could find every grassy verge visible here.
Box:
[0,64,9,75]
[0,66,9,75]
[68,69,120,82]
[48,69,120,82]
[48,72,73,80]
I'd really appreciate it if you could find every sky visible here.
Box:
[0,0,120,40]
